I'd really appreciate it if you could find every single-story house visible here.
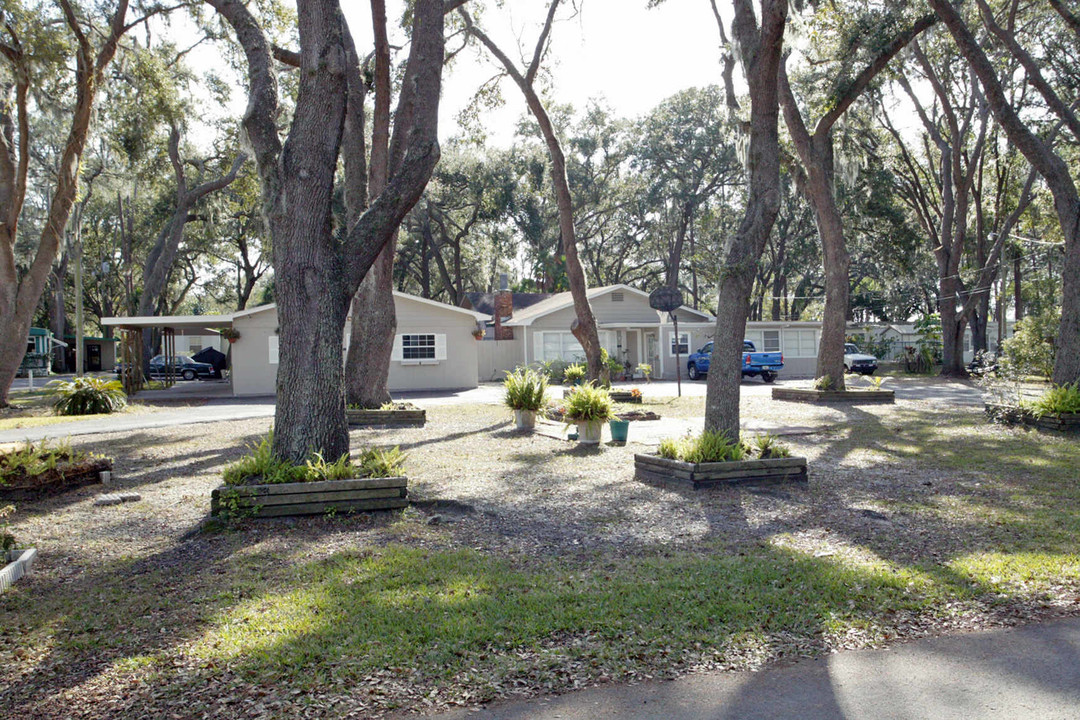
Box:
[59,335,119,373]
[104,291,487,396]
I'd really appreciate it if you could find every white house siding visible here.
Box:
[231,309,280,396]
[386,298,480,391]
[227,294,481,397]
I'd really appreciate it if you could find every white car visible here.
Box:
[844,343,878,375]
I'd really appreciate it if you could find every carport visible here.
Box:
[102,313,234,395]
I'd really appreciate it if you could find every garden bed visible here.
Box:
[634,453,808,490]
[0,457,112,500]
[0,547,36,594]
[346,403,426,428]
[211,476,409,518]
[772,388,894,404]
[984,403,1080,432]
[616,409,660,421]
[608,391,643,404]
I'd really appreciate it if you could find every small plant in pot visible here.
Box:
[564,384,614,445]
[220,327,241,343]
[504,367,548,430]
[563,362,586,386]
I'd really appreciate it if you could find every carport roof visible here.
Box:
[102,313,233,334]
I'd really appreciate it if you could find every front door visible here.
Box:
[645,332,659,369]
[87,344,102,371]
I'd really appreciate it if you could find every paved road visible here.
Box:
[1,377,985,445]
[423,617,1080,720]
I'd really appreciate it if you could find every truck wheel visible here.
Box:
[688,363,700,380]
[761,371,776,383]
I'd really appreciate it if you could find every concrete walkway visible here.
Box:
[425,617,1080,720]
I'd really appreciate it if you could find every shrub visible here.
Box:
[223,432,407,485]
[0,440,83,485]
[657,436,683,460]
[564,384,614,423]
[357,447,407,478]
[1030,383,1080,417]
[223,432,304,485]
[749,433,791,459]
[1,504,16,553]
[863,375,890,391]
[47,376,126,416]
[813,375,835,391]
[536,359,568,384]
[682,430,747,464]
[1000,308,1059,380]
[637,363,653,381]
[503,367,548,411]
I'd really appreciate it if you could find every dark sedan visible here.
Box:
[148,355,215,381]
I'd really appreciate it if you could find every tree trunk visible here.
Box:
[460,3,602,380]
[704,0,787,439]
[807,142,850,388]
[345,241,396,408]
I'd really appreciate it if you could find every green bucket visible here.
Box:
[609,419,630,443]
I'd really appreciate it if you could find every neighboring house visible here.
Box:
[850,322,1015,363]
[19,327,56,376]
[105,291,487,397]
[59,335,119,373]
[487,284,713,380]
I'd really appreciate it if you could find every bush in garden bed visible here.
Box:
[0,441,112,498]
[222,432,407,487]
[656,430,792,463]
[1030,383,1080,417]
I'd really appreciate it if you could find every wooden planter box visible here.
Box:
[211,476,408,518]
[772,388,895,405]
[635,453,808,490]
[608,391,643,404]
[0,548,37,594]
[346,407,426,428]
[0,458,112,500]
[985,403,1080,432]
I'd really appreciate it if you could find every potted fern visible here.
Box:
[564,384,614,445]
[504,367,548,430]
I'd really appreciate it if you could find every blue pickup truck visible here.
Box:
[686,340,784,383]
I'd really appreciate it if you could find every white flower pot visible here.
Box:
[514,409,537,430]
[577,420,603,445]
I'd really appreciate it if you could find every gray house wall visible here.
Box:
[386,299,481,391]
[228,294,482,397]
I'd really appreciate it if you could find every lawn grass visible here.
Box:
[3,399,1080,717]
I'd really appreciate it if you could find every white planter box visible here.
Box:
[0,548,37,594]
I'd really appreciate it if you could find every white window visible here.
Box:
[392,333,446,364]
[669,331,689,356]
[268,335,279,364]
[403,334,436,360]
[763,330,781,353]
[782,329,817,358]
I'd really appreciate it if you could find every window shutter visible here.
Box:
[391,334,403,361]
[435,334,447,361]
[268,335,279,365]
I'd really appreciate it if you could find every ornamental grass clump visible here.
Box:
[749,433,792,459]
[47,376,126,416]
[503,367,548,412]
[564,384,614,423]
[1030,383,1080,417]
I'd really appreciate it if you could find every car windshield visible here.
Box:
[844,344,860,354]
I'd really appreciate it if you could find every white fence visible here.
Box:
[477,339,524,382]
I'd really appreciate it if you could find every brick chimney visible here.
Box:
[493,274,514,340]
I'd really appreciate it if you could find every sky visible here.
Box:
[338,0,729,145]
